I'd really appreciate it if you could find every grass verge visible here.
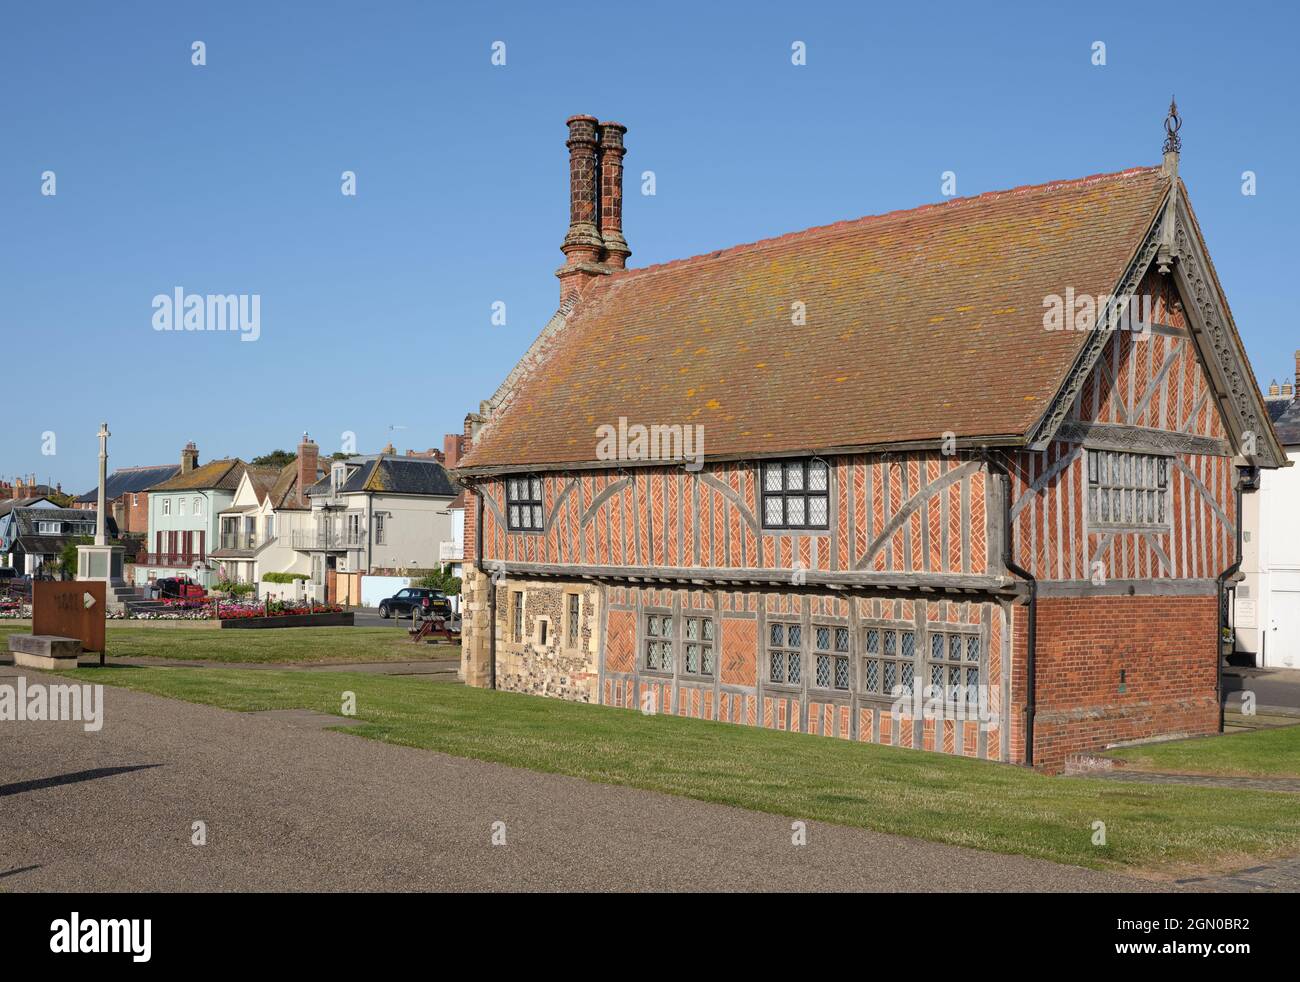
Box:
[61,665,1300,877]
[1,622,456,664]
[1104,725,1300,779]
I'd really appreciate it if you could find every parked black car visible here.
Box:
[378,588,451,620]
[0,567,20,581]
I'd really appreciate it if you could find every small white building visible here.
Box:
[1235,361,1300,667]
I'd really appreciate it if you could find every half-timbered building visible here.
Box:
[454,109,1287,770]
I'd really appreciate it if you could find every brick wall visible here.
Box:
[1021,594,1219,770]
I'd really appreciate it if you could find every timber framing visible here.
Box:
[1056,420,1231,457]
[491,560,1020,601]
[1030,191,1287,468]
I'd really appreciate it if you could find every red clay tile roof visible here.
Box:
[461,166,1172,471]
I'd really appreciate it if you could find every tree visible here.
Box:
[57,536,93,580]
[418,568,461,597]
[251,449,296,468]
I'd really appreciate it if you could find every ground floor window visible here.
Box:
[929,631,981,692]
[511,591,524,643]
[645,612,674,672]
[862,624,915,697]
[767,622,802,685]
[813,625,851,690]
[682,615,715,677]
[566,592,580,647]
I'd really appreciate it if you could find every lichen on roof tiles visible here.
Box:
[462,166,1171,470]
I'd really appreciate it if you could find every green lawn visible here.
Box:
[1104,725,1300,779]
[1,622,457,664]
[60,665,1300,878]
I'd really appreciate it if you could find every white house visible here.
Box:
[300,452,460,601]
[1235,358,1300,668]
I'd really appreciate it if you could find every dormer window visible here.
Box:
[761,459,830,530]
[331,462,347,492]
[506,475,544,532]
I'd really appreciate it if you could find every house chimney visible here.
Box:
[598,121,630,269]
[1294,349,1299,394]
[181,442,199,474]
[1269,379,1280,397]
[443,433,463,469]
[297,433,319,507]
[557,115,605,302]
[1285,383,1296,398]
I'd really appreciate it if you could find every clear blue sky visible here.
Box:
[3,1,1297,492]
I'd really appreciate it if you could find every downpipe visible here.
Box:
[985,454,1037,768]
[466,480,497,690]
[1215,465,1258,731]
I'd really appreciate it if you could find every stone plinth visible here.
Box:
[9,634,83,670]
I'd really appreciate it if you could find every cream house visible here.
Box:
[211,436,325,597]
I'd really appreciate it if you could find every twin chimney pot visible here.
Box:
[558,115,630,302]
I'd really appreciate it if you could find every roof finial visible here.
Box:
[1162,96,1182,155]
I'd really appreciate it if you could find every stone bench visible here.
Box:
[8,634,83,670]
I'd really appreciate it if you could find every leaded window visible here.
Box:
[644,613,674,673]
[813,624,851,690]
[566,593,580,646]
[761,459,830,530]
[929,631,981,698]
[1087,450,1168,528]
[683,616,715,677]
[506,475,544,532]
[510,591,523,644]
[767,622,802,685]
[861,625,915,697]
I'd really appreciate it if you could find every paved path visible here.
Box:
[2,665,1159,893]
[1082,770,1300,793]
[1176,856,1300,893]
[94,656,462,678]
[1223,666,1300,714]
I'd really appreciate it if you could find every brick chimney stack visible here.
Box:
[598,121,630,269]
[1294,349,1299,394]
[443,433,466,469]
[181,442,199,474]
[557,115,605,302]
[1268,380,1280,397]
[297,433,319,507]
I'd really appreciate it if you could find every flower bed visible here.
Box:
[219,605,352,630]
[113,599,213,620]
[0,601,32,619]
[218,601,343,620]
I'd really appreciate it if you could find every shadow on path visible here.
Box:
[0,764,161,798]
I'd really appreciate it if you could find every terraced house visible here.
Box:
[454,109,1288,771]
[135,443,248,588]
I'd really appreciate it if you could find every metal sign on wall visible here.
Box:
[33,581,106,654]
